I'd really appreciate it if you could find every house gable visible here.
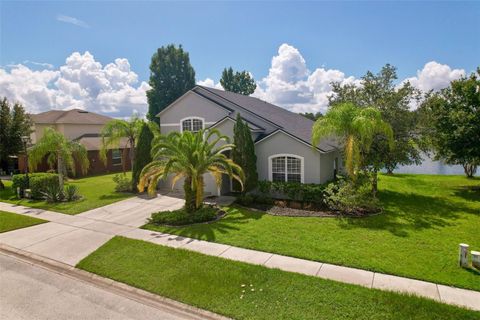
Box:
[158,91,231,134]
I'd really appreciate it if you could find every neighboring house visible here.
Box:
[18,109,131,176]
[158,86,340,196]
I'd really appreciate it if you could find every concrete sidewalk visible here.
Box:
[0,198,479,312]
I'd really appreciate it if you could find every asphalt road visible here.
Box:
[0,253,204,320]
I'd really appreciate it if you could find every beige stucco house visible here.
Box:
[22,109,131,176]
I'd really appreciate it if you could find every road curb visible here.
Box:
[0,244,230,320]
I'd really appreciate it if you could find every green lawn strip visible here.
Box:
[77,237,479,320]
[0,173,133,215]
[0,211,47,233]
[143,174,480,291]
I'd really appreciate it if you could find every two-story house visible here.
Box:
[158,86,340,196]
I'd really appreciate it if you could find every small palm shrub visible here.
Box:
[323,176,380,214]
[64,185,81,201]
[113,174,132,192]
[42,183,64,203]
[30,173,60,199]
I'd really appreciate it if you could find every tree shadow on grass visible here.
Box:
[150,207,265,242]
[452,185,480,203]
[337,190,478,237]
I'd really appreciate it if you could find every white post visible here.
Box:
[472,251,480,269]
[459,243,469,267]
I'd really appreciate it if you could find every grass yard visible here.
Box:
[144,174,480,291]
[77,237,479,320]
[0,211,46,233]
[0,173,132,215]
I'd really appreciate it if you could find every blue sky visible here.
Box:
[1,1,479,116]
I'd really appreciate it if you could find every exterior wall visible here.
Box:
[56,124,105,140]
[159,92,230,134]
[31,123,104,142]
[18,148,131,177]
[255,131,332,184]
[208,118,235,147]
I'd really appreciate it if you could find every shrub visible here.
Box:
[257,180,327,204]
[42,183,64,203]
[12,173,60,199]
[323,177,380,214]
[237,193,274,206]
[149,206,219,226]
[12,174,29,195]
[132,123,154,191]
[30,173,60,199]
[64,185,81,201]
[113,174,132,192]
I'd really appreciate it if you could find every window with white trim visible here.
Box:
[270,155,303,183]
[181,118,203,133]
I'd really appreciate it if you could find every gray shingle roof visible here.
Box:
[195,86,337,152]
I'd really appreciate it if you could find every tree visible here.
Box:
[329,64,421,174]
[300,112,323,121]
[29,127,89,189]
[101,115,144,178]
[312,103,393,196]
[138,129,244,213]
[0,98,32,172]
[146,44,196,121]
[220,67,257,95]
[419,68,480,178]
[232,114,258,193]
[132,123,154,190]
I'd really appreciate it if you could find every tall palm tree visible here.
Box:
[138,129,245,213]
[29,127,89,189]
[100,115,144,175]
[312,102,393,181]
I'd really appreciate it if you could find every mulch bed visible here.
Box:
[242,203,380,218]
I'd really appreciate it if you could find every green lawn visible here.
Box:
[144,174,480,291]
[0,173,133,215]
[0,210,46,233]
[77,237,479,320]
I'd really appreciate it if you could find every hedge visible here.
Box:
[11,173,60,199]
[257,180,327,204]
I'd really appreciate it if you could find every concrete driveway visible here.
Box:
[0,195,184,266]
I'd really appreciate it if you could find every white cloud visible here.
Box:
[0,51,149,118]
[56,14,90,28]
[403,61,465,92]
[197,78,223,90]
[200,44,465,114]
[253,43,360,114]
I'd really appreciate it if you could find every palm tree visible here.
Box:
[312,102,393,193]
[138,129,245,213]
[100,115,144,175]
[29,127,89,189]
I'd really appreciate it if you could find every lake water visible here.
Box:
[393,153,478,176]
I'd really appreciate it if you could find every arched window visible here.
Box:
[181,117,204,133]
[268,154,304,183]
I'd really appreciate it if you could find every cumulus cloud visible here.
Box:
[253,44,360,114]
[403,61,465,92]
[197,78,223,90]
[0,51,149,117]
[199,44,466,114]
[56,14,90,28]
